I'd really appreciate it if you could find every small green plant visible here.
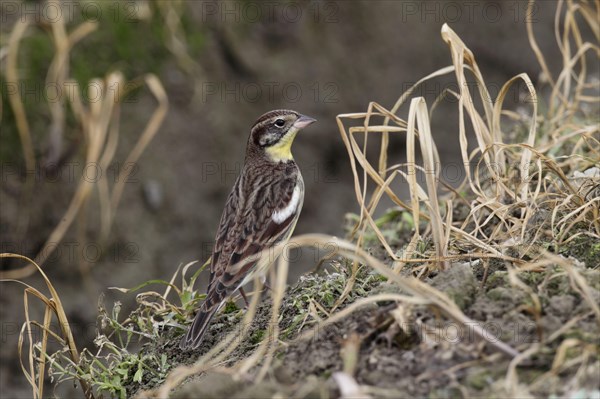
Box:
[42,260,208,398]
[47,336,170,399]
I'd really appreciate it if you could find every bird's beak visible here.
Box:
[293,114,317,129]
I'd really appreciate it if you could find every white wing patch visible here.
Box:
[272,185,301,224]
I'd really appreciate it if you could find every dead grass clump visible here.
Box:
[1,3,169,398]
[0,1,168,281]
[331,0,599,395]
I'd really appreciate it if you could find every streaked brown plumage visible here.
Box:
[180,109,316,350]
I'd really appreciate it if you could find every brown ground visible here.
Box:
[124,230,599,398]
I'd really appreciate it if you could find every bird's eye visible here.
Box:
[274,119,285,127]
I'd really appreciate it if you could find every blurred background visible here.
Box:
[0,0,574,395]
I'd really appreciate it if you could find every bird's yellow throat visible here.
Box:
[265,128,299,162]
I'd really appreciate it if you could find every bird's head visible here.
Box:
[248,109,316,162]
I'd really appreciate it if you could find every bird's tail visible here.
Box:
[180,283,227,350]
[179,306,218,350]
[179,275,228,350]
[179,278,227,350]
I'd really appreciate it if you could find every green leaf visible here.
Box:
[401,211,415,228]
[109,279,177,294]
[134,367,143,383]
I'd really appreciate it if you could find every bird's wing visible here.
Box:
[203,169,301,310]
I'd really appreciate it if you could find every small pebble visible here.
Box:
[142,179,164,212]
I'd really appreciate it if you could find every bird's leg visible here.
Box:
[261,276,272,293]
[238,287,250,308]
[238,282,271,307]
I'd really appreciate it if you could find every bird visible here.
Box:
[180,109,316,350]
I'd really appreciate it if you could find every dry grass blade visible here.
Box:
[546,253,600,321]
[45,0,68,166]
[408,97,448,270]
[5,20,34,239]
[0,72,168,280]
[1,10,168,280]
[441,24,510,199]
[5,20,34,175]
[493,73,538,204]
[505,343,541,396]
[108,74,169,221]
[527,0,557,91]
[0,253,93,399]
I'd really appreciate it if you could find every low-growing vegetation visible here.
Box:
[1,1,599,398]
